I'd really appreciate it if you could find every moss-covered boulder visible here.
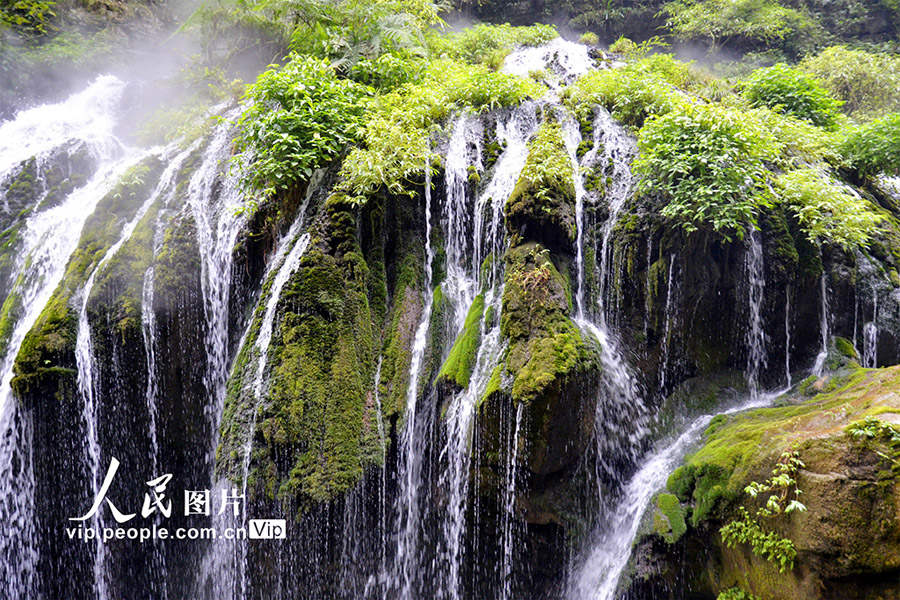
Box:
[629,366,900,599]
[505,119,577,253]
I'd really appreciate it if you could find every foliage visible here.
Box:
[634,104,781,240]
[607,35,669,58]
[563,56,693,129]
[776,168,882,249]
[720,449,806,573]
[717,586,761,600]
[662,0,809,51]
[514,121,573,203]
[1,0,55,36]
[236,54,371,197]
[840,113,900,178]
[338,58,541,203]
[347,51,425,89]
[428,23,558,68]
[847,416,900,470]
[741,63,843,129]
[186,0,447,71]
[578,31,599,45]
[287,0,445,69]
[800,46,900,119]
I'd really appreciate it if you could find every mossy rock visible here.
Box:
[12,155,165,394]
[436,293,485,391]
[657,366,900,599]
[505,120,576,253]
[652,492,687,544]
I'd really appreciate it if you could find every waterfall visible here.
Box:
[235,179,316,600]
[184,109,247,468]
[440,115,483,330]
[437,102,537,599]
[564,107,648,478]
[567,393,778,600]
[0,76,148,598]
[785,286,792,387]
[73,140,188,598]
[393,159,435,600]
[473,103,539,289]
[567,105,652,598]
[812,273,830,376]
[658,257,678,394]
[372,356,388,597]
[499,401,525,600]
[502,37,594,89]
[863,287,878,368]
[745,228,767,399]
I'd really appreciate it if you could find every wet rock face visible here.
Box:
[629,368,900,600]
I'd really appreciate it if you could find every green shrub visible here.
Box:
[720,450,806,573]
[662,0,809,51]
[578,31,599,45]
[800,46,900,119]
[347,52,425,90]
[1,0,56,36]
[236,54,371,197]
[634,104,781,240]
[717,586,761,600]
[777,167,883,249]
[563,59,691,129]
[428,23,558,68]
[339,58,541,203]
[840,113,900,178]
[742,63,842,129]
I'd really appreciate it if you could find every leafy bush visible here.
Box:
[428,23,558,68]
[1,0,56,36]
[720,450,806,573]
[578,31,599,45]
[777,168,883,249]
[236,55,371,197]
[563,56,695,129]
[662,0,809,51]
[717,588,761,600]
[634,104,781,240]
[347,52,425,90]
[800,46,900,119]
[840,113,900,178]
[338,58,541,203]
[741,63,842,129]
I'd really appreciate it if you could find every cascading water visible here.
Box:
[436,98,538,599]
[498,401,525,600]
[568,393,778,600]
[812,273,830,376]
[392,159,435,600]
[184,110,247,468]
[658,257,678,394]
[0,76,147,598]
[73,148,180,597]
[863,287,878,368]
[566,102,653,599]
[745,228,767,399]
[785,285,792,387]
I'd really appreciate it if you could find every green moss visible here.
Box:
[505,120,576,250]
[654,492,688,543]
[480,364,503,408]
[436,293,484,390]
[833,336,857,360]
[668,366,900,528]
[12,155,165,392]
[500,244,598,404]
